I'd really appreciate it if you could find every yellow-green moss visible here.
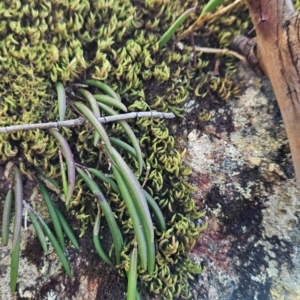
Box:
[0,0,253,298]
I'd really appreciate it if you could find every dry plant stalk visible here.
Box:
[233,0,300,186]
[178,0,243,40]
[0,112,175,134]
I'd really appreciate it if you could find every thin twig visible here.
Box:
[195,46,246,62]
[178,0,243,40]
[141,165,151,189]
[190,32,197,68]
[0,112,176,134]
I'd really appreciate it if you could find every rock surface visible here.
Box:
[186,64,300,300]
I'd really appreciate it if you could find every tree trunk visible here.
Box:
[233,0,300,187]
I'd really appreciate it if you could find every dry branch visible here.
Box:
[233,0,300,186]
[0,112,175,134]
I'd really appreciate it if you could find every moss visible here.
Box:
[0,0,253,298]
[295,0,300,9]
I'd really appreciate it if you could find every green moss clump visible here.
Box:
[0,0,252,298]
[294,0,300,9]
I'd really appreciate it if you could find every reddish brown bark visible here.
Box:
[235,0,300,186]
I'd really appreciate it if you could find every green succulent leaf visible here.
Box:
[143,190,166,232]
[201,0,224,16]
[74,102,113,154]
[93,214,112,265]
[2,189,13,246]
[10,237,21,293]
[54,206,79,249]
[76,167,123,264]
[88,168,120,194]
[89,167,166,233]
[83,79,121,101]
[49,129,75,206]
[109,137,139,162]
[126,242,138,300]
[39,182,65,251]
[97,102,144,175]
[10,166,23,293]
[38,216,72,277]
[78,89,101,146]
[56,82,67,122]
[111,148,153,244]
[111,149,155,274]
[27,209,48,253]
[59,151,69,202]
[11,166,23,249]
[94,94,127,112]
[158,7,195,49]
[112,165,148,271]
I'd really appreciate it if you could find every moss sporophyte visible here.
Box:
[0,0,252,298]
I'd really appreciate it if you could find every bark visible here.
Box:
[233,0,300,187]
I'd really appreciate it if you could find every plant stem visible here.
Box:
[0,112,175,134]
[178,0,242,40]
